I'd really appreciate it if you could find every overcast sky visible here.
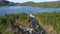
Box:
[7,0,58,3]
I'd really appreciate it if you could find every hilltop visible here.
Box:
[0,1,60,8]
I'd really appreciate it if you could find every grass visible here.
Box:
[34,12,60,34]
[0,13,30,34]
[0,12,60,34]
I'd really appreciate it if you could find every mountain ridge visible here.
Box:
[0,1,60,8]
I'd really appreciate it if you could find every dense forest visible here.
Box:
[0,1,60,8]
[0,12,60,34]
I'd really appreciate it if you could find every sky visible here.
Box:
[7,0,58,3]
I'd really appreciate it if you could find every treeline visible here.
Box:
[0,1,60,8]
[34,12,60,34]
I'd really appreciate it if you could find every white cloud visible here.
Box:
[7,0,58,3]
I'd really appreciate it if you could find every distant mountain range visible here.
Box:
[0,1,60,8]
[20,1,60,8]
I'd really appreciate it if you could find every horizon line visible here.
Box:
[8,1,59,3]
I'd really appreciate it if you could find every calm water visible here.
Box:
[0,6,60,16]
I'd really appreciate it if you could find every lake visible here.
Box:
[0,6,60,16]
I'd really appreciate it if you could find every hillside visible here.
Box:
[0,1,60,8]
[20,1,60,8]
[0,1,20,6]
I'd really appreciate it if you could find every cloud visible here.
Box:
[7,0,58,3]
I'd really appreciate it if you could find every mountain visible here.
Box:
[0,1,10,6]
[0,1,4,6]
[20,1,60,8]
[0,1,60,8]
[0,1,20,6]
[20,1,37,6]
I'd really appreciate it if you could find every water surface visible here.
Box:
[0,6,60,16]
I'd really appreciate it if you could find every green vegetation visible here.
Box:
[0,13,30,34]
[20,1,60,8]
[0,12,60,34]
[0,1,4,6]
[34,12,60,34]
[0,1,60,8]
[0,1,19,6]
